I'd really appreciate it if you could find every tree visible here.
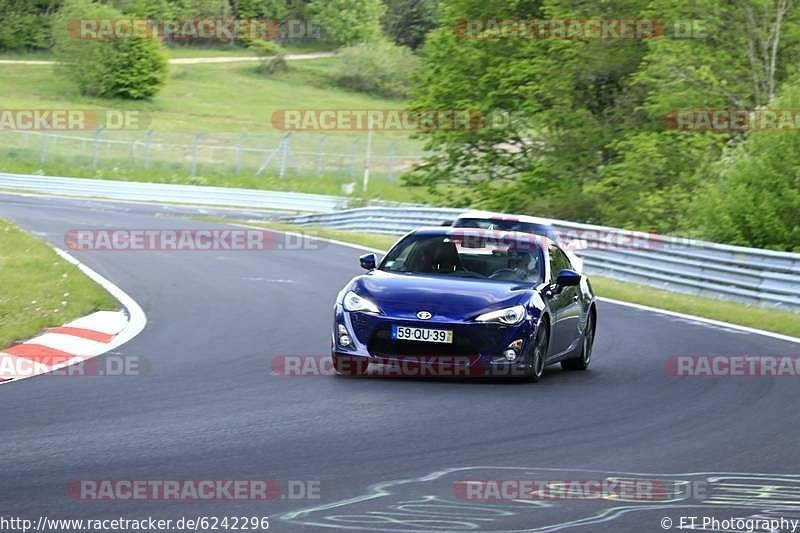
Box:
[407,0,800,243]
[693,80,800,251]
[407,0,650,220]
[307,0,385,45]
[230,0,287,19]
[381,0,437,49]
[0,0,62,51]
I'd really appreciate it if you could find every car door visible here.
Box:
[550,245,581,353]
[547,245,581,356]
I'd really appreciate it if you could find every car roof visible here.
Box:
[408,226,555,249]
[455,210,557,227]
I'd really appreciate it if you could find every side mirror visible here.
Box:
[555,269,581,287]
[359,253,377,270]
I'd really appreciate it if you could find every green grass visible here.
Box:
[237,221,399,251]
[0,159,428,204]
[164,45,259,58]
[0,50,54,61]
[0,57,413,137]
[236,222,800,338]
[590,277,800,338]
[0,55,425,202]
[0,44,335,61]
[0,218,118,348]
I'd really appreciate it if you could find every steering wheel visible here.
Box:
[488,268,520,280]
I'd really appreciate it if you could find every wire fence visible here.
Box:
[0,129,426,190]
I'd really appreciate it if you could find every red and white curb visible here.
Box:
[0,248,147,384]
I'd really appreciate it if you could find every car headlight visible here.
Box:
[475,305,526,325]
[343,290,380,314]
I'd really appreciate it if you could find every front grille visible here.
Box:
[350,312,373,344]
[368,327,476,357]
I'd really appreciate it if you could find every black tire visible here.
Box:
[561,312,595,371]
[527,324,549,382]
[333,355,369,376]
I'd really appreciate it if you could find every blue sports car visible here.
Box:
[331,227,597,381]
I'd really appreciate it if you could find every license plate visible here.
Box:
[392,326,453,344]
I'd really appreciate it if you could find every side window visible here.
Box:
[548,245,571,279]
[556,247,573,271]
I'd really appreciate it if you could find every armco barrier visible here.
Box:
[1,172,796,312]
[0,172,346,212]
[282,207,800,312]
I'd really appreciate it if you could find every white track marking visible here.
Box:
[52,247,147,352]
[66,310,128,335]
[596,297,800,344]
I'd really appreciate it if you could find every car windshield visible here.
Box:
[381,232,544,283]
[453,218,558,242]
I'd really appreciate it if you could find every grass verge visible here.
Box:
[0,160,428,205]
[589,277,800,338]
[0,57,411,136]
[227,220,399,251]
[0,57,425,203]
[0,218,117,348]
[239,221,800,338]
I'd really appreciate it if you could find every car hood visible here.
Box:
[350,270,532,321]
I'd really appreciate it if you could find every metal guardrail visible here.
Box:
[1,172,797,311]
[283,207,800,312]
[0,172,347,212]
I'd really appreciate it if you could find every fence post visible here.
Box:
[234,133,246,174]
[143,129,153,170]
[256,133,289,176]
[315,135,326,176]
[278,132,291,178]
[388,141,398,181]
[348,138,360,178]
[91,126,104,169]
[190,133,204,177]
[39,131,49,164]
[362,127,373,193]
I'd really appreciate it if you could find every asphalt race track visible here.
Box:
[1,192,799,533]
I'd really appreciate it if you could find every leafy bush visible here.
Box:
[248,38,287,75]
[53,0,168,99]
[334,41,420,98]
